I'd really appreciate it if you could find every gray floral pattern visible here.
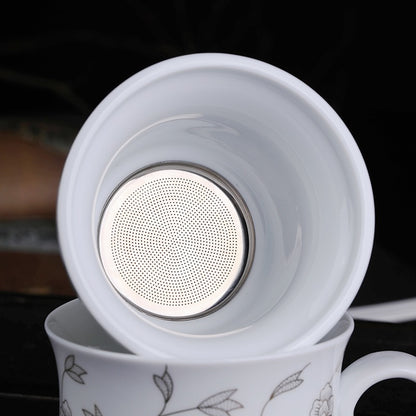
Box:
[59,354,103,416]
[154,366,243,416]
[64,355,87,384]
[260,364,309,416]
[60,399,72,416]
[58,354,317,415]
[309,383,334,416]
[83,404,103,416]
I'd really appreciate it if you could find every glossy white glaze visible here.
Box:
[57,53,374,359]
[45,300,416,416]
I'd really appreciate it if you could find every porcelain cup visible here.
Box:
[45,299,416,416]
[57,53,375,359]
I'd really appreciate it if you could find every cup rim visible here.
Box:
[45,299,354,365]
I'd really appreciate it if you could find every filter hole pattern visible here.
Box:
[110,176,241,308]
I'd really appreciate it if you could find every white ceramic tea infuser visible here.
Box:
[57,53,374,359]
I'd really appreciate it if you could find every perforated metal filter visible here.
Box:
[98,163,254,319]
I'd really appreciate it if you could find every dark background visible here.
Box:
[1,2,415,415]
[1,3,415,302]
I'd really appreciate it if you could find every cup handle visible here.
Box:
[339,351,416,416]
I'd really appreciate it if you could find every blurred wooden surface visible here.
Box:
[0,133,66,219]
[0,251,74,296]
[0,118,77,296]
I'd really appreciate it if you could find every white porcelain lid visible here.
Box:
[57,53,374,359]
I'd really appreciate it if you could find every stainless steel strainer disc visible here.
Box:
[98,163,255,319]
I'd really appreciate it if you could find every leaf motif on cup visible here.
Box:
[60,399,72,416]
[64,354,87,384]
[153,366,174,403]
[197,389,243,416]
[260,363,309,416]
[64,355,75,371]
[60,355,96,416]
[154,367,243,416]
[82,404,103,416]
[269,368,305,399]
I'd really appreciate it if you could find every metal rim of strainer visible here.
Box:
[98,162,255,320]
